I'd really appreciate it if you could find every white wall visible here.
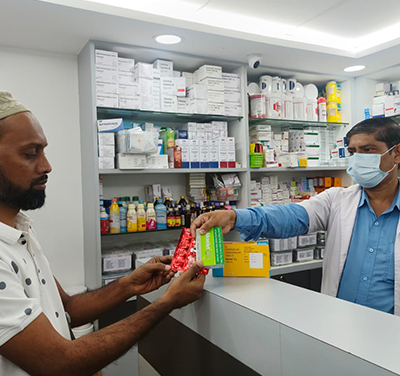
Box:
[0,45,84,288]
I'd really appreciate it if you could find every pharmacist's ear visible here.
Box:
[393,144,400,166]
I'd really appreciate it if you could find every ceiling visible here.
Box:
[1,0,400,83]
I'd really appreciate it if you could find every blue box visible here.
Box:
[209,161,219,168]
[182,162,190,169]
[190,161,200,168]
[200,162,209,168]
[176,130,188,139]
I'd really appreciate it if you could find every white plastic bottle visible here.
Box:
[137,204,146,232]
[127,204,137,233]
[146,203,157,231]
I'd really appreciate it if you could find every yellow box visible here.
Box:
[334,177,342,187]
[212,241,270,277]
[324,177,332,188]
[299,158,307,167]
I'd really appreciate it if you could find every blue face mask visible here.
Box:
[346,145,397,188]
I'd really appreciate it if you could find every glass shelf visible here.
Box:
[97,107,243,123]
[250,166,347,172]
[249,117,348,128]
[99,168,248,175]
[101,227,182,237]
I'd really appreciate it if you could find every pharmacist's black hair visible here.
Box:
[346,117,400,151]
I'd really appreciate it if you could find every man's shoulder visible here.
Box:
[325,184,361,196]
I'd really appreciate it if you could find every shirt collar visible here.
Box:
[0,211,32,245]
[359,180,400,211]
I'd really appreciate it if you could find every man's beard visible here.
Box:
[0,167,47,210]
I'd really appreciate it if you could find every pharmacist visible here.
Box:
[192,117,400,316]
[0,91,205,376]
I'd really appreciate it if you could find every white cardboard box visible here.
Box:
[190,98,207,114]
[187,84,207,99]
[160,77,177,96]
[119,95,140,110]
[137,78,153,96]
[153,68,161,79]
[177,97,191,113]
[161,95,178,113]
[97,118,123,133]
[224,103,242,116]
[139,94,153,111]
[176,77,186,97]
[224,89,241,103]
[222,73,241,89]
[98,145,115,158]
[118,57,135,72]
[118,82,139,96]
[200,78,224,91]
[153,59,173,77]
[146,154,169,169]
[207,102,225,115]
[207,90,225,104]
[134,62,153,79]
[95,49,118,67]
[98,157,115,169]
[181,72,194,87]
[96,80,118,94]
[197,64,223,81]
[96,94,118,108]
[116,153,146,169]
[98,133,115,146]
[153,95,161,111]
[96,66,118,81]
[118,71,135,84]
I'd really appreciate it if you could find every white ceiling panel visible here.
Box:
[202,0,346,28]
[303,0,400,39]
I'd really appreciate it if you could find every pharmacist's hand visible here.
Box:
[161,261,206,309]
[190,210,237,238]
[127,256,176,296]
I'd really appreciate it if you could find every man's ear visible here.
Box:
[392,144,400,165]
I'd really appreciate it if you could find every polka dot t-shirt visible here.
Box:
[0,212,71,376]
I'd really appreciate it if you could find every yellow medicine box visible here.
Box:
[212,241,270,277]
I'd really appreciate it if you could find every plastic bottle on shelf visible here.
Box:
[184,204,191,228]
[118,200,127,233]
[137,204,146,232]
[190,203,197,221]
[317,98,327,122]
[167,208,175,228]
[164,197,173,209]
[109,198,120,234]
[155,199,167,230]
[154,197,160,207]
[100,207,109,235]
[146,203,157,231]
[326,81,337,103]
[127,204,138,233]
[132,196,139,208]
[225,201,232,211]
[220,202,226,210]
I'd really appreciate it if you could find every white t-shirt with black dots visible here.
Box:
[0,212,71,375]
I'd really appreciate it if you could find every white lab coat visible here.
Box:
[299,184,400,316]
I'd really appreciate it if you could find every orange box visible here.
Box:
[334,177,342,187]
[324,177,332,188]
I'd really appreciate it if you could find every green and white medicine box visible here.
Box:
[196,227,225,268]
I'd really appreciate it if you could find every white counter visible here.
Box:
[138,260,400,376]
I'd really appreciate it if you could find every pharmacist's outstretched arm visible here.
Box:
[1,262,205,376]
[56,256,175,328]
[190,210,237,238]
[192,205,310,242]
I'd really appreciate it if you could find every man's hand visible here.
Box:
[160,261,206,310]
[124,256,176,296]
[190,210,237,238]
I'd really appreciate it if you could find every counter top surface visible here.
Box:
[138,259,400,374]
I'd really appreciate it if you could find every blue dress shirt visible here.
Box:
[234,189,399,314]
[337,187,399,314]
[234,204,309,241]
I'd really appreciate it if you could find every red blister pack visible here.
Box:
[171,228,209,275]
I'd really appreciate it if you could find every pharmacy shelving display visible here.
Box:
[78,40,354,291]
